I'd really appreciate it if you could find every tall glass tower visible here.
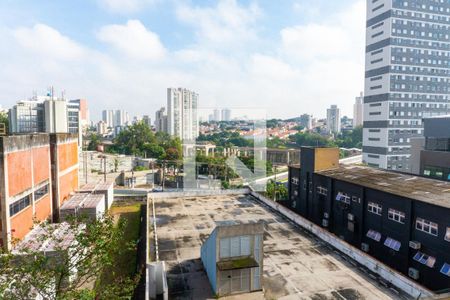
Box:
[363,0,450,171]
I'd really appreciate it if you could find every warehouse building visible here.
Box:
[0,133,78,250]
[287,147,450,293]
[201,222,264,297]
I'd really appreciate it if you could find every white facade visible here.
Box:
[363,0,450,171]
[326,105,341,134]
[221,109,231,122]
[167,88,199,141]
[102,110,114,128]
[353,92,364,128]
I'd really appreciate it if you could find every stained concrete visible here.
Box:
[150,193,410,300]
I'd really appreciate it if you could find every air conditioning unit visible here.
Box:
[408,268,420,280]
[323,212,329,219]
[361,243,370,252]
[322,219,329,227]
[347,221,355,232]
[409,241,421,250]
[347,213,354,221]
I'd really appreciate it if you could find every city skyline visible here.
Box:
[0,0,365,120]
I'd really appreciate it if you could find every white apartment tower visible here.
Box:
[155,107,168,132]
[326,105,341,134]
[353,92,364,128]
[167,88,199,141]
[363,0,450,171]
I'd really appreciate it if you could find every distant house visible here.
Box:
[200,222,264,297]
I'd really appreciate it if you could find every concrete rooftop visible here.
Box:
[150,193,410,300]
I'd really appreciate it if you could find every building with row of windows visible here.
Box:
[0,133,79,250]
[362,0,450,171]
[8,95,88,146]
[286,147,450,293]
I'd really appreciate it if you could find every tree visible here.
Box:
[0,214,138,300]
[142,143,165,159]
[0,111,9,134]
[266,179,288,201]
[114,122,155,155]
[87,133,101,151]
[289,132,335,148]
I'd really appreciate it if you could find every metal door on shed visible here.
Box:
[219,269,250,296]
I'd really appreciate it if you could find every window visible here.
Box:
[441,263,450,277]
[317,186,328,196]
[388,208,405,224]
[366,229,381,242]
[384,237,401,251]
[9,195,31,217]
[416,218,438,236]
[34,184,49,201]
[352,196,360,203]
[291,177,299,185]
[413,252,436,268]
[220,236,252,258]
[368,202,382,215]
[445,228,450,242]
[335,192,350,204]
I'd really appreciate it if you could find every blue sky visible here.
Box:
[0,0,366,121]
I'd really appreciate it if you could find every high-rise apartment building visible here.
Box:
[299,114,312,130]
[167,88,199,141]
[326,105,341,134]
[213,109,221,122]
[363,0,450,171]
[221,108,231,122]
[155,107,168,132]
[353,92,364,128]
[102,110,114,128]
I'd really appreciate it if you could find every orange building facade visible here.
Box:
[0,133,78,250]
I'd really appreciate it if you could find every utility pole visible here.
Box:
[103,155,107,182]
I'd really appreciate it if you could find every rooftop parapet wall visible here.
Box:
[49,133,79,145]
[0,134,50,154]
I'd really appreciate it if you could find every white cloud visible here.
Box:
[13,24,85,60]
[175,0,261,48]
[97,20,166,60]
[98,0,158,13]
[0,1,366,121]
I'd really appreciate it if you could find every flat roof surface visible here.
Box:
[151,193,409,300]
[80,194,104,208]
[61,193,87,210]
[317,165,450,209]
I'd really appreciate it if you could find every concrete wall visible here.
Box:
[201,228,218,293]
[0,134,52,249]
[50,133,79,222]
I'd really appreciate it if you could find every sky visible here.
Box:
[0,0,366,121]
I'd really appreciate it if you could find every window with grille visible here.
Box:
[366,229,381,242]
[413,251,436,268]
[416,218,438,236]
[34,184,49,201]
[384,237,401,251]
[368,202,382,216]
[317,186,328,196]
[9,194,31,217]
[335,192,350,204]
[388,208,405,224]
